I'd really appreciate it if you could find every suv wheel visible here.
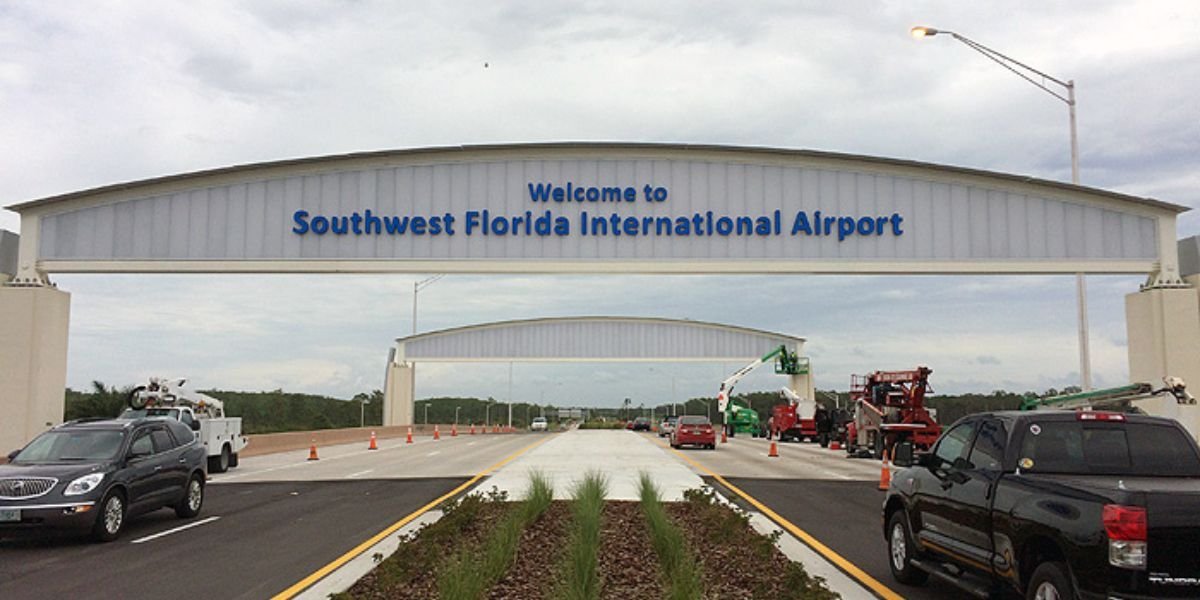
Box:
[92,490,126,542]
[1027,562,1074,600]
[175,474,205,518]
[887,510,928,585]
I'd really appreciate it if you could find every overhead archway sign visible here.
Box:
[7,143,1187,281]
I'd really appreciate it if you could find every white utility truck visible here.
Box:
[120,377,248,473]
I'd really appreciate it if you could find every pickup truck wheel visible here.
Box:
[209,445,231,473]
[887,511,928,585]
[1027,562,1074,600]
[175,474,204,518]
[229,452,239,468]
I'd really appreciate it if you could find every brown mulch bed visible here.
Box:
[598,501,664,599]
[486,500,571,599]
[337,492,514,599]
[339,489,837,600]
[666,489,839,600]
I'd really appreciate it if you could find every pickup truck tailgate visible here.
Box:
[1148,491,1200,594]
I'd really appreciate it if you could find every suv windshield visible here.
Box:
[1019,420,1200,476]
[14,429,126,463]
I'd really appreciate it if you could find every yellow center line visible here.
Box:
[656,438,905,600]
[271,435,555,600]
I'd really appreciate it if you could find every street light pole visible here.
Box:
[455,406,461,426]
[411,274,445,335]
[423,402,428,426]
[911,25,1091,390]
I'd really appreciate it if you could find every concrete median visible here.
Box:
[242,424,485,458]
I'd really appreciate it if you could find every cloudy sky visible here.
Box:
[2,1,1198,406]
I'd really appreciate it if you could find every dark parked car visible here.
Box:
[1,418,208,542]
[631,417,653,432]
[883,410,1200,599]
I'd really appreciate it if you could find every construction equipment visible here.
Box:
[122,377,248,473]
[768,387,825,444]
[848,366,940,459]
[1021,376,1195,413]
[716,345,810,438]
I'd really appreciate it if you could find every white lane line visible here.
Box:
[426,451,441,457]
[467,442,477,446]
[131,516,220,544]
[346,469,375,479]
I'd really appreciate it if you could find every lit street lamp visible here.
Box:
[911,25,1091,390]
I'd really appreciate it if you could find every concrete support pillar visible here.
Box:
[1,285,71,453]
[383,361,415,426]
[789,372,815,404]
[788,342,815,403]
[1126,285,1200,438]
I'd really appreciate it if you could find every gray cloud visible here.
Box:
[2,2,1196,405]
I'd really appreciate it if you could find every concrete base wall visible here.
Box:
[1126,285,1200,438]
[0,286,70,454]
[241,424,458,458]
[383,362,414,427]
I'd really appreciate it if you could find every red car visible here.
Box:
[670,415,716,449]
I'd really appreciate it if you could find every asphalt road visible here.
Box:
[676,435,961,600]
[0,478,466,599]
[0,432,549,599]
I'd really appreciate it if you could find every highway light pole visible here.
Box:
[411,274,445,334]
[454,406,461,426]
[911,25,1091,390]
[423,402,428,426]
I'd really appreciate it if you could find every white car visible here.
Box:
[530,417,548,431]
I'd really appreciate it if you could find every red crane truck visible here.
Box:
[847,366,940,458]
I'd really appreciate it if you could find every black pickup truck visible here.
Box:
[882,410,1200,599]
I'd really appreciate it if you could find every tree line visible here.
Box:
[63,381,1078,434]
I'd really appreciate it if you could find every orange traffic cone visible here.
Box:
[879,449,892,491]
[307,439,320,461]
[368,431,378,450]
[406,427,414,444]
[434,425,441,440]
[830,440,841,450]
[721,429,728,444]
[452,424,458,437]
[470,424,476,435]
[768,440,779,458]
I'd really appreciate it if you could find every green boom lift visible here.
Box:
[717,345,810,437]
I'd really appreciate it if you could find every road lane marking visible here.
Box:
[345,469,374,479]
[271,434,555,600]
[130,516,221,544]
[467,441,477,446]
[657,440,905,600]
[426,451,440,457]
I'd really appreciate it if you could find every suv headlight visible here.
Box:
[64,473,105,496]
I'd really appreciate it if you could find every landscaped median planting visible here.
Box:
[335,472,840,599]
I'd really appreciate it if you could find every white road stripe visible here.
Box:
[345,469,374,479]
[426,451,440,457]
[467,442,477,446]
[131,516,220,544]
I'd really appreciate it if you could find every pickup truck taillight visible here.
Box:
[1103,504,1147,569]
